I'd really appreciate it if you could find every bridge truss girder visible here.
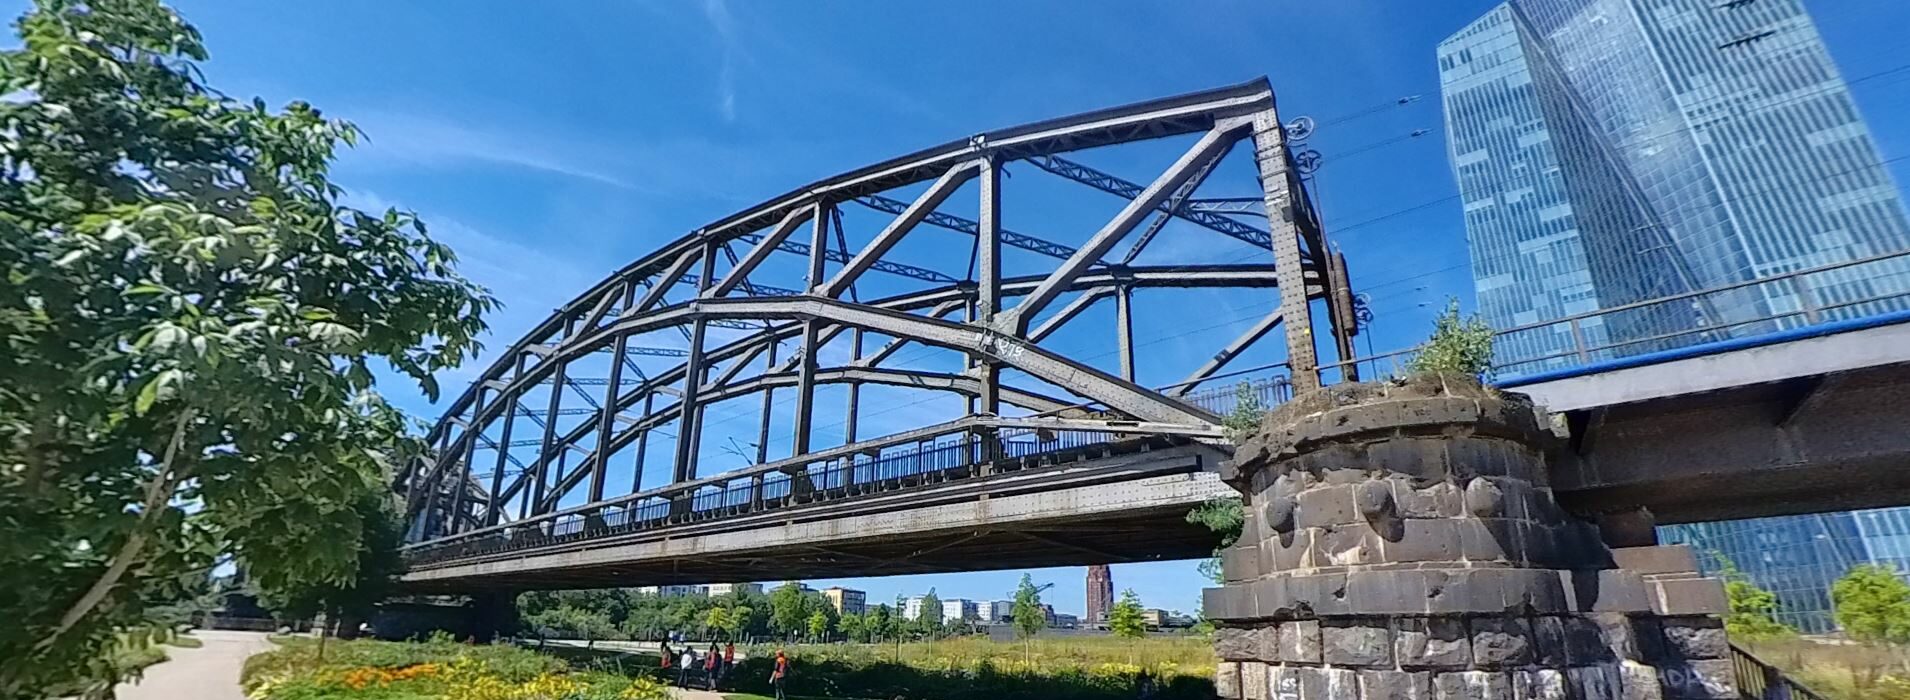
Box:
[401,77,1360,545]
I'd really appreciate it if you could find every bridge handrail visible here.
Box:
[404,414,1220,552]
[1318,247,1910,382]
[1730,643,1827,700]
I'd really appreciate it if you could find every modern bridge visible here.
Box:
[395,78,1910,593]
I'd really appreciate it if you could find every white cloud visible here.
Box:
[703,0,740,123]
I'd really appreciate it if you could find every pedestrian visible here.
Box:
[659,640,672,670]
[705,641,721,690]
[770,648,790,700]
[724,640,736,679]
[678,646,697,688]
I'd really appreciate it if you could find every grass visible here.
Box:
[240,634,672,699]
[1744,636,1910,699]
[779,634,1215,674]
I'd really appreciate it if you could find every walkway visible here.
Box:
[112,630,273,700]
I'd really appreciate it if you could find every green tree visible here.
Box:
[0,1,495,694]
[723,604,752,642]
[704,606,732,640]
[916,590,944,638]
[1405,298,1494,379]
[1833,564,1910,645]
[769,582,808,640]
[1011,575,1045,640]
[1708,554,1794,642]
[868,604,896,642]
[837,612,867,643]
[1186,497,1246,584]
[1109,589,1147,640]
[257,486,406,641]
[1221,381,1267,442]
[806,610,830,642]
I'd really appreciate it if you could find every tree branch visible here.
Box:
[36,409,198,652]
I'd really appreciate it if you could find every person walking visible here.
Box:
[677,646,697,689]
[704,642,721,690]
[769,649,790,700]
[659,640,672,671]
[724,641,736,682]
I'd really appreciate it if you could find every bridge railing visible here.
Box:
[1320,249,1910,383]
[403,419,1186,568]
[1730,643,1828,700]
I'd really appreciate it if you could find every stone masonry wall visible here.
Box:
[1204,378,1736,699]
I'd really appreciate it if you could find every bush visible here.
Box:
[1406,298,1494,380]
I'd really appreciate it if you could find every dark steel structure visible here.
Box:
[396,78,1361,582]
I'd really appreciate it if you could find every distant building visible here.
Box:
[941,599,978,623]
[635,585,707,598]
[988,600,1014,623]
[902,596,928,621]
[1051,613,1080,629]
[706,583,762,597]
[1085,565,1113,624]
[822,587,866,616]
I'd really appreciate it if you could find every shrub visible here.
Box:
[1406,298,1494,380]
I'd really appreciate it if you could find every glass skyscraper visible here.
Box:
[1440,0,1910,632]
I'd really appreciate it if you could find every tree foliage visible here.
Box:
[1108,589,1146,640]
[0,0,495,695]
[769,582,809,639]
[1405,298,1495,379]
[1709,554,1795,642]
[1833,564,1910,645]
[1221,381,1266,442]
[1186,497,1245,584]
[1011,574,1045,640]
[916,589,944,636]
[806,610,830,641]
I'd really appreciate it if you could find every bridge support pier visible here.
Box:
[1206,379,1736,699]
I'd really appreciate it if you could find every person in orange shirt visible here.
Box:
[769,649,790,700]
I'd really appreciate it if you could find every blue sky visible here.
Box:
[30,0,1909,617]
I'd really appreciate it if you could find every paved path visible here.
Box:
[113,630,274,700]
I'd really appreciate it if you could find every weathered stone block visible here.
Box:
[1361,669,1432,700]
[1285,573,1350,617]
[1590,570,1652,613]
[1566,664,1621,700]
[1459,518,1518,564]
[1425,569,1506,614]
[1562,616,1620,666]
[1296,484,1357,528]
[1659,659,1734,699]
[1619,661,1664,700]
[1250,577,1291,619]
[1223,544,1262,584]
[1398,480,1463,519]
[1295,666,1361,699]
[1589,613,1643,662]
[1215,626,1257,661]
[1658,618,1727,660]
[1650,579,1728,616]
[1317,524,1382,566]
[1322,617,1393,668]
[1512,669,1568,700]
[1502,568,1569,613]
[1611,545,1698,576]
[1279,618,1322,664]
[1347,570,1424,614]
[1531,616,1567,667]
[1266,529,1311,571]
[1356,478,1395,521]
[1465,477,1507,517]
[1396,618,1471,669]
[1240,661,1269,700]
[1385,519,1463,563]
[1434,670,1512,700]
[1216,661,1242,699]
[1470,617,1535,667]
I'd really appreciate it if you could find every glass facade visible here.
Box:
[1441,0,1910,633]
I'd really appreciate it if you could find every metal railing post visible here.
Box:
[1790,275,1823,325]
[1568,318,1591,363]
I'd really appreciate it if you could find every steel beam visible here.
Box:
[1004,121,1252,334]
[1250,111,1320,390]
[1173,309,1283,396]
[854,194,1077,260]
[1026,154,1271,248]
[821,161,979,298]
[1117,287,1136,381]
[710,206,812,298]
[629,250,698,317]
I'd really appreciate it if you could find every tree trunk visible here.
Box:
[35,411,197,653]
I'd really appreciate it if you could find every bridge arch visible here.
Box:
[401,77,1359,547]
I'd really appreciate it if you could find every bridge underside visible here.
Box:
[1524,320,1910,525]
[401,443,1231,592]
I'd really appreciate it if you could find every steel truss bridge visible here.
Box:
[395,79,1365,589]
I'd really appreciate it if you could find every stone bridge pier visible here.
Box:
[1203,379,1737,699]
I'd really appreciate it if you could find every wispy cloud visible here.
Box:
[703,0,740,122]
[343,110,644,191]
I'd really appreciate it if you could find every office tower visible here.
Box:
[822,587,866,616]
[1086,565,1114,624]
[1440,0,1910,632]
